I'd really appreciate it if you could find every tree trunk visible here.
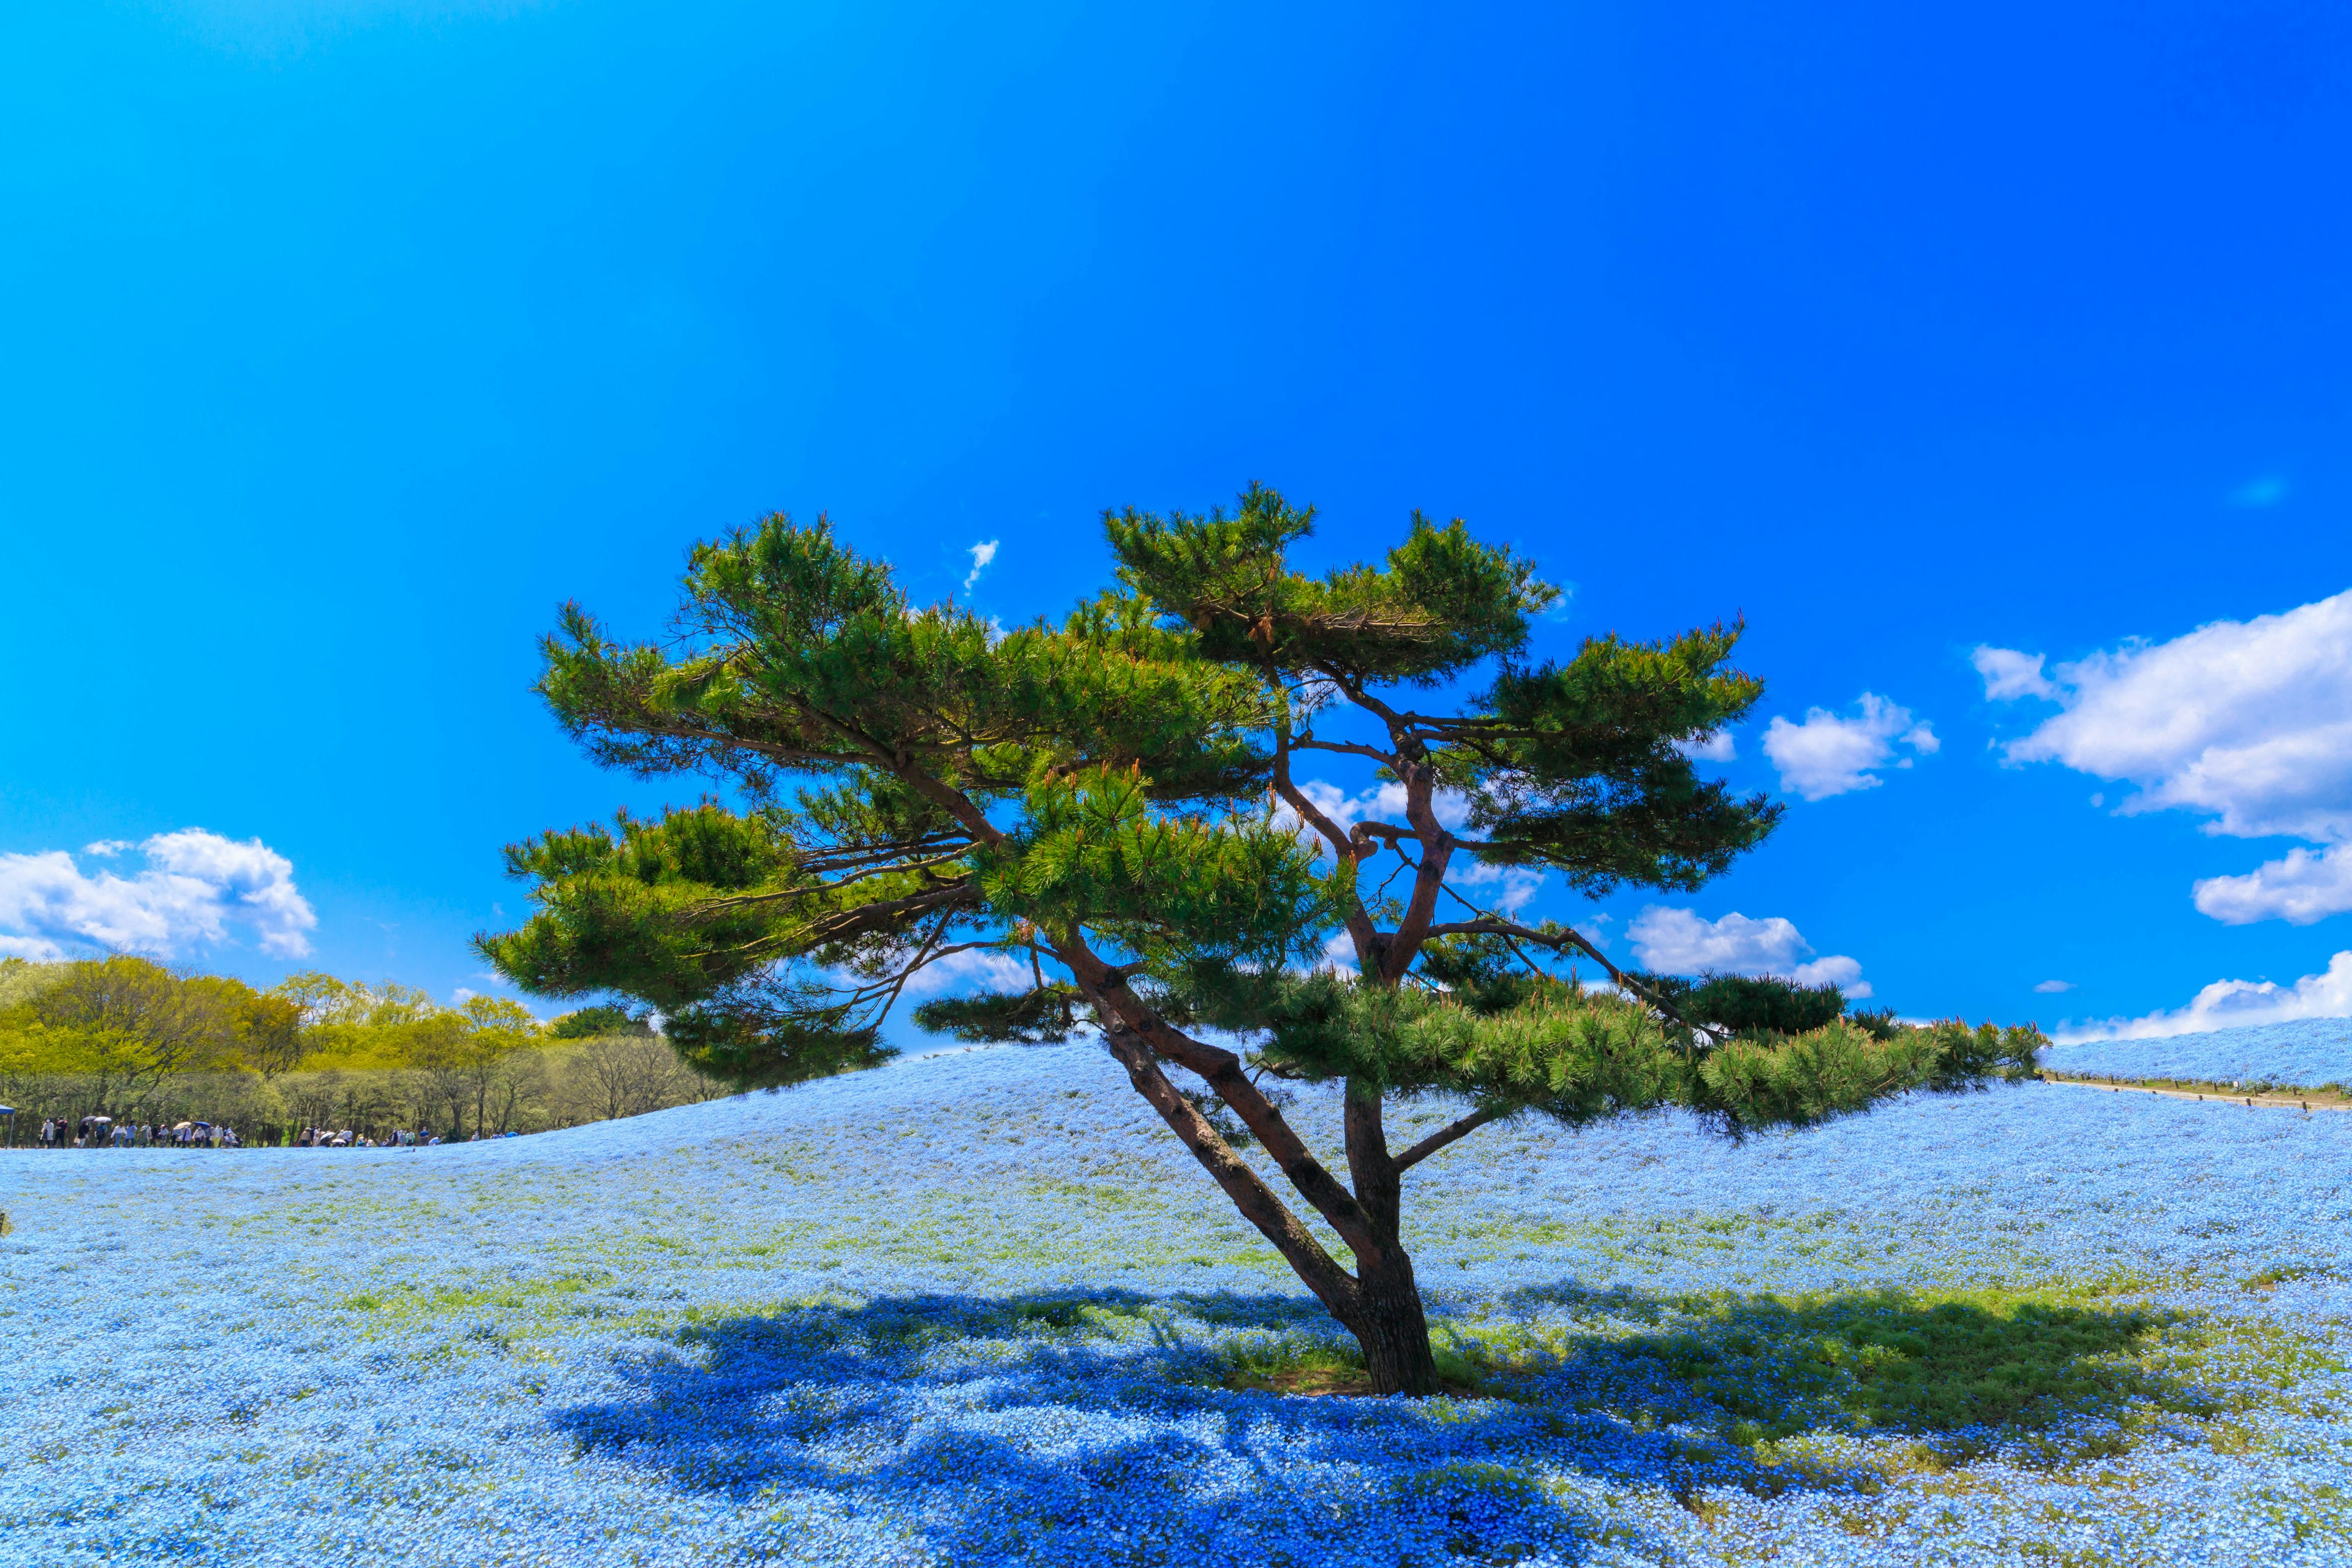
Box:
[1078,971,1453,1398]
[1343,1250,1440,1395]
[1336,1075,1441,1395]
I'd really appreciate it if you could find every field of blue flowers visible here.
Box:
[2049,1019,2352,1093]
[4,1036,2350,1566]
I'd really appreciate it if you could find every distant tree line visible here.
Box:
[0,956,726,1147]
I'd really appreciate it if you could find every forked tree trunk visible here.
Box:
[1089,1002,1450,1396]
[1341,1246,1440,1395]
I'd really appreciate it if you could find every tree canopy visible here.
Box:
[483,486,2042,1392]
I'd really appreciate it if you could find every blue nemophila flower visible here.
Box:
[2049,1018,2352,1093]
[2,1038,2348,1565]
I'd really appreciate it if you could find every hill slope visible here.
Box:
[3,1041,2349,1565]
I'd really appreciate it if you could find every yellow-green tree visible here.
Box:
[0,956,245,1110]
[405,995,541,1139]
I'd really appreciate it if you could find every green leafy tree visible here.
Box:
[547,1003,654,1039]
[407,995,543,1139]
[233,990,312,1080]
[0,956,247,1111]
[482,486,2041,1393]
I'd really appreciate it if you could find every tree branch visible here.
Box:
[791,698,1010,849]
[860,918,968,1027]
[1271,724,1382,962]
[1289,737,1395,764]
[1272,726,1362,865]
[1093,1022,1363,1319]
[1392,1104,1512,1171]
[795,881,981,943]
[1384,759,1455,983]
[1415,915,1714,1038]
[1054,932,1392,1265]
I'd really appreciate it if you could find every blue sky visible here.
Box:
[3,0,2349,1041]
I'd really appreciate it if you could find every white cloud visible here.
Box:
[1981,590,2352,844]
[1290,778,1474,839]
[1970,647,2060,703]
[900,946,1031,999]
[962,539,1000,594]
[2192,845,2352,927]
[2054,951,2352,1042]
[1675,731,1737,763]
[1448,858,1546,913]
[81,840,130,858]
[1626,907,1871,998]
[1761,694,1938,801]
[1789,955,1866,990]
[0,829,317,960]
[2034,979,2076,994]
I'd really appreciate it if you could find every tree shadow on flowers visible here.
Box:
[1476,1280,2211,1476]
[551,1287,1635,1563]
[546,1282,2207,1562]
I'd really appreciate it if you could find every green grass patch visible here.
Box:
[1209,1325,1493,1397]
[2243,1262,2335,1292]
[1430,1285,2230,1466]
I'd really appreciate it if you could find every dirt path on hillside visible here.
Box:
[2045,1076,2352,1113]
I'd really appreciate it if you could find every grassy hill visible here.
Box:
[2,1041,2348,1564]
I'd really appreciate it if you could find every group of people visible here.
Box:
[34,1117,239,1150]
[24,1118,505,1150]
[293,1126,440,1148]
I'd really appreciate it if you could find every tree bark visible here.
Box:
[1341,1249,1440,1396]
[1065,941,1452,1396]
[1338,1076,1441,1395]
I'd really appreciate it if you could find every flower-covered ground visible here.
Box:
[2049,1019,2352,1093]
[4,1040,2349,1566]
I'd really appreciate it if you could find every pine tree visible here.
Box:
[480,485,2041,1394]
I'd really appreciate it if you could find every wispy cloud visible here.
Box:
[2230,475,2289,508]
[1970,647,2059,703]
[1282,780,1474,844]
[963,539,1000,594]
